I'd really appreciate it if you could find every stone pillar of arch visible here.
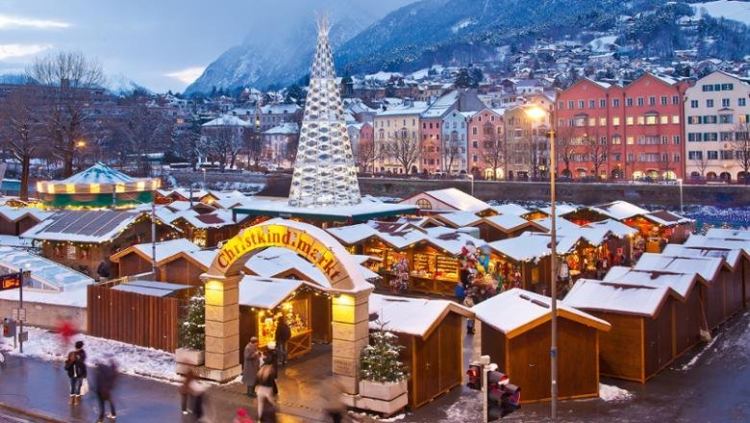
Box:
[202,273,242,381]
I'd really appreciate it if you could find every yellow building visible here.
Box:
[373,101,428,174]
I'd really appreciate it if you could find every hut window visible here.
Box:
[67,245,77,260]
[416,199,432,210]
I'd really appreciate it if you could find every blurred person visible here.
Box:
[179,369,205,417]
[255,356,277,420]
[243,337,260,397]
[94,355,118,422]
[259,396,277,423]
[321,377,346,423]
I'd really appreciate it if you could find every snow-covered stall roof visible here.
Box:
[564,278,672,317]
[488,232,580,262]
[538,204,578,217]
[22,210,152,243]
[326,224,379,245]
[409,188,492,213]
[172,209,237,229]
[239,276,313,309]
[111,238,201,264]
[704,228,750,241]
[591,201,649,220]
[533,216,583,233]
[368,293,472,338]
[643,210,693,226]
[491,203,530,216]
[473,288,610,338]
[434,211,482,228]
[481,214,539,232]
[584,219,638,238]
[0,206,52,223]
[684,234,750,259]
[662,243,743,270]
[112,280,192,297]
[57,162,136,185]
[0,246,93,292]
[603,265,700,300]
[366,222,429,249]
[423,226,487,255]
[634,253,722,283]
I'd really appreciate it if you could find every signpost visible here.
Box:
[0,270,29,353]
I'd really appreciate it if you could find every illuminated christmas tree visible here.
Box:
[288,16,361,208]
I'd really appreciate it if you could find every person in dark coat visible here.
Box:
[256,356,277,420]
[64,341,87,405]
[274,317,291,367]
[94,355,118,422]
[242,337,260,397]
[96,258,112,280]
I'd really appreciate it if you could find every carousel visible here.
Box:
[36,162,161,209]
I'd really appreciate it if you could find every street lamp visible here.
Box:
[467,173,474,196]
[677,178,684,214]
[526,105,558,420]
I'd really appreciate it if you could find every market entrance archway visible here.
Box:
[200,219,372,395]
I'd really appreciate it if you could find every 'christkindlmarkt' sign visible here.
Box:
[214,224,342,280]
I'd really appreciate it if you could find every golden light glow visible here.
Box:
[332,294,357,323]
[525,106,547,120]
[205,280,224,305]
[65,183,75,194]
[36,182,43,193]
[90,183,101,194]
[47,184,56,194]
[115,183,125,193]
[136,181,146,191]
[76,140,86,148]
[151,180,160,190]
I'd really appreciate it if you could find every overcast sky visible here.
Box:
[0,0,414,93]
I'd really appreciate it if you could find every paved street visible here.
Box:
[2,310,750,422]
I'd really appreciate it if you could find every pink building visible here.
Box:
[467,108,505,179]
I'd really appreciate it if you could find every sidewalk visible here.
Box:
[0,354,322,422]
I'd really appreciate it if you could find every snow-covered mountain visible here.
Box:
[185,0,411,95]
[106,73,151,96]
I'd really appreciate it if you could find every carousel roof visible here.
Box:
[36,162,160,195]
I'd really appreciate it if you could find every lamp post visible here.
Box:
[468,173,474,196]
[677,178,684,214]
[526,105,558,420]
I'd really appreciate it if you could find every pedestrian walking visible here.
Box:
[179,369,204,417]
[256,357,277,421]
[64,340,87,405]
[321,377,346,423]
[274,317,291,367]
[243,337,260,397]
[259,396,277,423]
[94,355,118,422]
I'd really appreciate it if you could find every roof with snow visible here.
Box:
[264,122,299,135]
[421,90,459,118]
[488,232,580,262]
[705,228,750,241]
[369,293,473,338]
[110,238,201,264]
[473,288,610,338]
[663,242,746,270]
[22,210,167,244]
[202,114,252,127]
[491,203,529,216]
[634,253,722,283]
[401,188,492,213]
[56,162,136,185]
[0,246,93,292]
[590,201,650,220]
[111,280,192,297]
[434,211,482,227]
[238,276,316,309]
[603,266,701,300]
[260,104,301,114]
[479,214,540,233]
[376,101,429,117]
[172,209,237,229]
[564,278,672,317]
[0,206,53,223]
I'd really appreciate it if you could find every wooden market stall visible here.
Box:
[473,288,610,402]
[0,206,52,236]
[687,230,750,307]
[110,238,202,281]
[634,253,726,330]
[603,266,705,357]
[565,278,684,383]
[399,188,496,215]
[369,294,473,409]
[22,210,180,278]
[238,276,329,363]
[171,210,243,247]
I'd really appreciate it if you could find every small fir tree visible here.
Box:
[179,288,205,350]
[359,321,407,383]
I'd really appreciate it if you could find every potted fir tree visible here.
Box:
[176,288,205,366]
[358,321,408,415]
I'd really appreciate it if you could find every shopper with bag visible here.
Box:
[64,341,87,405]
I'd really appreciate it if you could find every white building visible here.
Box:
[684,71,750,182]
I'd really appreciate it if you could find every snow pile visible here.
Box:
[349,411,406,422]
[680,331,722,371]
[445,391,483,421]
[599,383,633,402]
[10,327,179,383]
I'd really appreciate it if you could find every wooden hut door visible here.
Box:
[415,332,441,405]
[437,314,462,393]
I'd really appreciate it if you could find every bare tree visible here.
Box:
[357,137,377,174]
[204,125,244,171]
[555,126,576,177]
[243,129,264,170]
[692,152,709,179]
[116,103,173,175]
[441,131,462,175]
[385,130,420,175]
[733,122,750,184]
[0,87,44,200]
[481,127,505,181]
[584,133,608,180]
[171,119,203,169]
[27,51,105,177]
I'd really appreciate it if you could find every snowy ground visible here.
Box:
[7,326,179,383]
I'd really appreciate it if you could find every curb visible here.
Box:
[0,401,66,423]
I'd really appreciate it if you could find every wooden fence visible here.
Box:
[87,284,187,352]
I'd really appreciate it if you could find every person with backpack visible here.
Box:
[64,341,87,405]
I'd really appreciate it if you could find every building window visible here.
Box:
[719,114,733,124]
[674,154,680,163]
[660,115,669,124]
[599,117,606,126]
[721,150,734,160]
[600,99,606,108]
[626,98,633,107]
[646,115,657,125]
[739,98,747,107]
[613,98,620,107]
[672,115,680,124]
[720,132,733,141]
[612,135,622,144]
[722,98,731,108]
[688,151,702,160]
[612,116,620,126]
[672,96,679,104]
[649,96,656,106]
[661,96,668,105]
[568,100,574,109]
[637,97,644,106]
[673,135,680,145]
[707,99,714,108]
[708,151,719,160]
[703,132,718,141]
[637,116,645,125]
[578,100,585,109]
[589,100,596,108]
[626,116,634,125]
[690,100,698,108]
[415,198,433,209]
[626,136,634,145]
